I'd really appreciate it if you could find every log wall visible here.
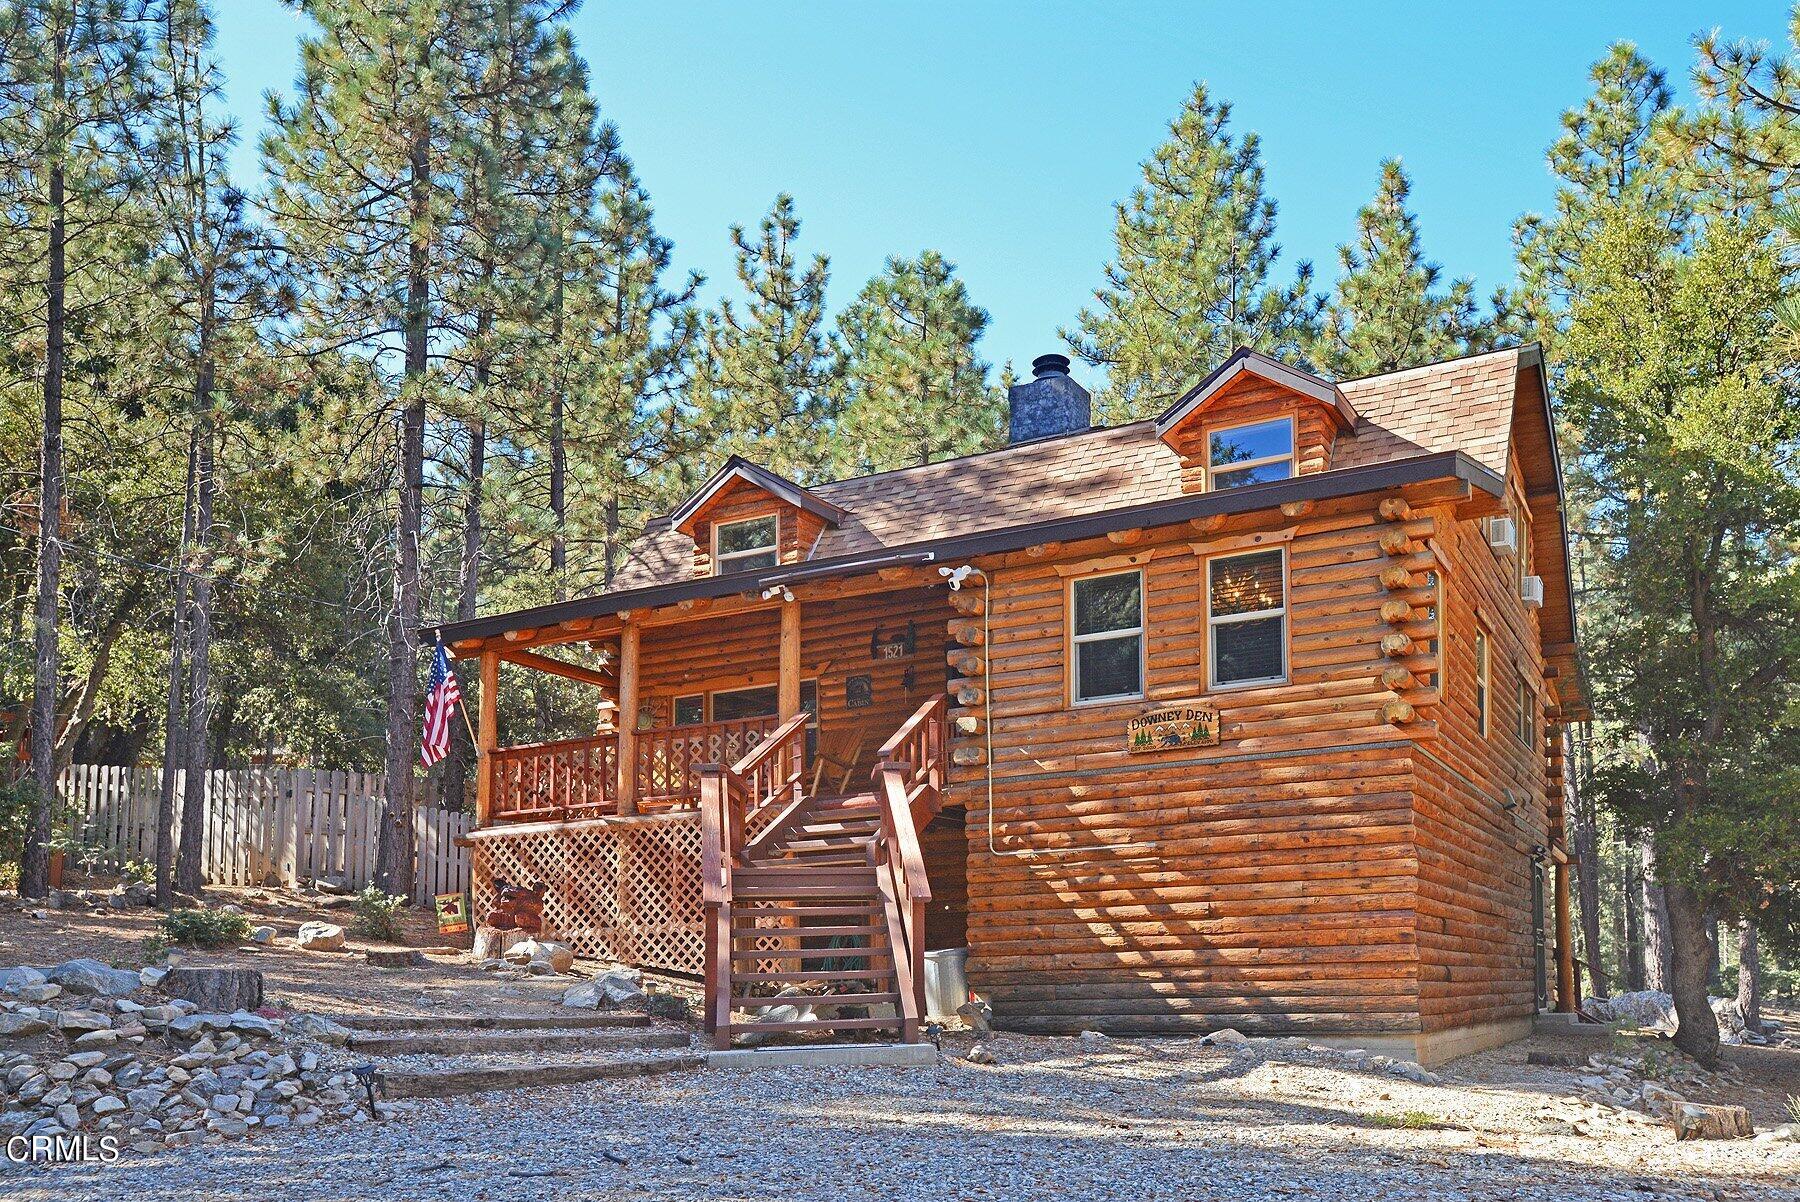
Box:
[1410,470,1550,1034]
[946,496,1431,1035]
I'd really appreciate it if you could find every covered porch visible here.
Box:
[456,573,957,827]
[441,564,971,981]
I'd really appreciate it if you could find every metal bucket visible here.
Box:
[923,947,970,1019]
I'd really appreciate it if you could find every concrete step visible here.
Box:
[379,1053,705,1099]
[334,1012,650,1033]
[346,1027,692,1056]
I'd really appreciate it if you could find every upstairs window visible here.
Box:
[1208,417,1295,490]
[1475,628,1491,737]
[1208,549,1288,688]
[1516,673,1535,747]
[1070,570,1144,704]
[713,514,779,574]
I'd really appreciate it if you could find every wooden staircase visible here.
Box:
[700,698,946,1049]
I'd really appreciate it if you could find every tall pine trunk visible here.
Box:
[1665,875,1720,1065]
[442,310,489,815]
[374,129,430,896]
[1735,921,1760,1034]
[1567,728,1607,996]
[1642,841,1672,992]
[155,433,197,906]
[548,231,568,599]
[23,45,69,900]
[176,369,214,896]
[1623,851,1645,990]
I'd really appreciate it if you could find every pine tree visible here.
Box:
[833,251,998,475]
[1064,83,1319,421]
[688,194,840,482]
[1314,160,1482,377]
[262,0,490,892]
[132,0,287,900]
[557,154,700,586]
[1506,43,1675,344]
[0,0,153,897]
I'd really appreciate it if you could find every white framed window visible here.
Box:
[1069,570,1145,705]
[1516,673,1534,747]
[1474,628,1491,738]
[1207,416,1295,491]
[713,514,779,574]
[1207,548,1288,689]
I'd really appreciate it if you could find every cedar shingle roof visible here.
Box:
[613,346,1533,592]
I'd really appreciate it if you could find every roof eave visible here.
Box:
[1155,347,1357,440]
[667,457,847,536]
[429,450,1501,647]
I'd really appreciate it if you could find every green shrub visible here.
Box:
[350,885,407,942]
[1788,1094,1799,1126]
[157,908,251,949]
[120,858,154,887]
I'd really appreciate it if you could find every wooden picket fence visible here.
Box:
[52,764,469,905]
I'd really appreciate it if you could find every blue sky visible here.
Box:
[213,2,1788,376]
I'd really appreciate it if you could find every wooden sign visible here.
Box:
[434,892,471,936]
[1126,700,1220,753]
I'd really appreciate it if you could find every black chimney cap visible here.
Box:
[1031,352,1071,378]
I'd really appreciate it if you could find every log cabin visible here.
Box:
[429,343,1587,1066]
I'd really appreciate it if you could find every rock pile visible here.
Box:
[1,958,369,1154]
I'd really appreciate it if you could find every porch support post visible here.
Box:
[778,598,802,720]
[475,651,498,825]
[617,621,640,815]
[1554,855,1577,1012]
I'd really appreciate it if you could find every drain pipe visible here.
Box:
[939,564,1154,861]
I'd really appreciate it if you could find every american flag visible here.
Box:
[420,640,463,768]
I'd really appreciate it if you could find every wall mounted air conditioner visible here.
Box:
[1485,516,1518,555]
[1520,575,1545,608]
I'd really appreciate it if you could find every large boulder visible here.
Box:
[160,967,264,1013]
[560,981,605,1010]
[45,958,141,998]
[56,1010,112,1034]
[296,922,346,952]
[0,1014,51,1039]
[0,966,47,994]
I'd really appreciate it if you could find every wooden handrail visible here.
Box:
[868,696,947,1039]
[875,761,933,903]
[699,710,812,1038]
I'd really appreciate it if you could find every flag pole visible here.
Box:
[450,653,479,747]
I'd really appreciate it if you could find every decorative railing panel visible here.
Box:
[490,735,619,824]
[636,716,778,809]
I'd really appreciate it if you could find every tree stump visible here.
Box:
[472,926,528,961]
[160,967,263,1013]
[1671,1103,1754,1141]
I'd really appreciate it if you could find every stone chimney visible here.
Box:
[1008,352,1091,444]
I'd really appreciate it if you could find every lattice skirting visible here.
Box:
[473,813,706,975]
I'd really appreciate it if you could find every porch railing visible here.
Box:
[636,716,780,809]
[486,715,786,824]
[489,735,619,824]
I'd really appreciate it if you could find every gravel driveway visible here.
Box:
[13,1032,1798,1201]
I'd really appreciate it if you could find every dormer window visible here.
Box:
[1208,417,1295,490]
[713,514,779,574]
